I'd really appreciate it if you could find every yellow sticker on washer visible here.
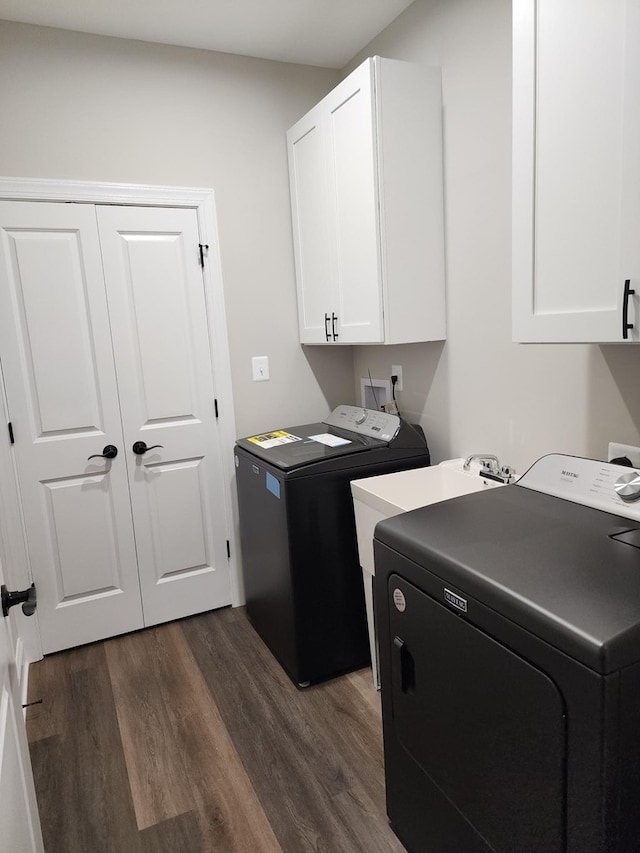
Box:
[247,430,302,449]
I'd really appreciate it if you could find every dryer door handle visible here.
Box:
[393,636,416,695]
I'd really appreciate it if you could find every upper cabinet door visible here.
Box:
[287,56,446,346]
[513,0,640,342]
[287,104,335,343]
[324,61,383,344]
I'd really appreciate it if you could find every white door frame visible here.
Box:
[0,357,40,673]
[0,363,44,853]
[0,178,241,664]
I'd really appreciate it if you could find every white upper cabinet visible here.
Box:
[287,56,446,345]
[513,0,640,343]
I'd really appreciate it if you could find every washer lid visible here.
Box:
[375,482,640,674]
[235,421,386,471]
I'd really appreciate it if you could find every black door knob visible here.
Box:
[87,444,118,461]
[132,441,164,455]
[2,583,37,617]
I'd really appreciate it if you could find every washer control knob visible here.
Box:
[614,471,640,503]
[355,409,368,425]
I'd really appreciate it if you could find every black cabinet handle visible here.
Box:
[2,582,36,617]
[623,279,635,340]
[324,313,331,341]
[87,444,118,460]
[331,312,338,341]
[132,441,164,455]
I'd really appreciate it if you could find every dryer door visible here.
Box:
[388,574,566,853]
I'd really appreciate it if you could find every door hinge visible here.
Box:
[226,540,231,559]
[199,243,209,267]
[7,422,14,445]
[214,398,219,418]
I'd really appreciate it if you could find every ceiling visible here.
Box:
[0,0,415,68]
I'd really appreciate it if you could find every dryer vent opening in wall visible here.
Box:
[361,378,390,410]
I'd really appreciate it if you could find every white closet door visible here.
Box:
[97,206,231,626]
[0,201,143,653]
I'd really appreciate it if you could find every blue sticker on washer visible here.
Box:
[266,472,281,499]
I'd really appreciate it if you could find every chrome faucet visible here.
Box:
[464,454,500,472]
[463,454,516,484]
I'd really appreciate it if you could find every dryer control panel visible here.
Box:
[518,454,640,522]
[324,405,400,442]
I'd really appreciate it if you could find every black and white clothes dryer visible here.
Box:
[374,454,640,853]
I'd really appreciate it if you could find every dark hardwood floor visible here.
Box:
[26,607,406,853]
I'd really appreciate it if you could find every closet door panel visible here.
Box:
[97,205,231,626]
[0,201,143,653]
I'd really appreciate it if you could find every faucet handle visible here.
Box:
[481,463,517,484]
[498,465,517,484]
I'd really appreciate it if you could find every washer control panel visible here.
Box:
[324,405,400,442]
[518,454,640,522]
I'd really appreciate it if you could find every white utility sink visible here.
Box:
[351,460,507,688]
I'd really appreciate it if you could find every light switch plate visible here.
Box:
[252,356,269,381]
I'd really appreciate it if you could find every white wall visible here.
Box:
[0,20,354,439]
[349,0,640,473]
[2,5,640,478]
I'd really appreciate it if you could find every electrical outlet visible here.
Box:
[608,442,640,467]
[391,364,403,392]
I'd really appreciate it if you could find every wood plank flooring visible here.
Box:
[26,606,406,853]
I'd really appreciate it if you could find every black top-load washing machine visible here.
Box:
[374,454,640,853]
[235,404,429,687]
